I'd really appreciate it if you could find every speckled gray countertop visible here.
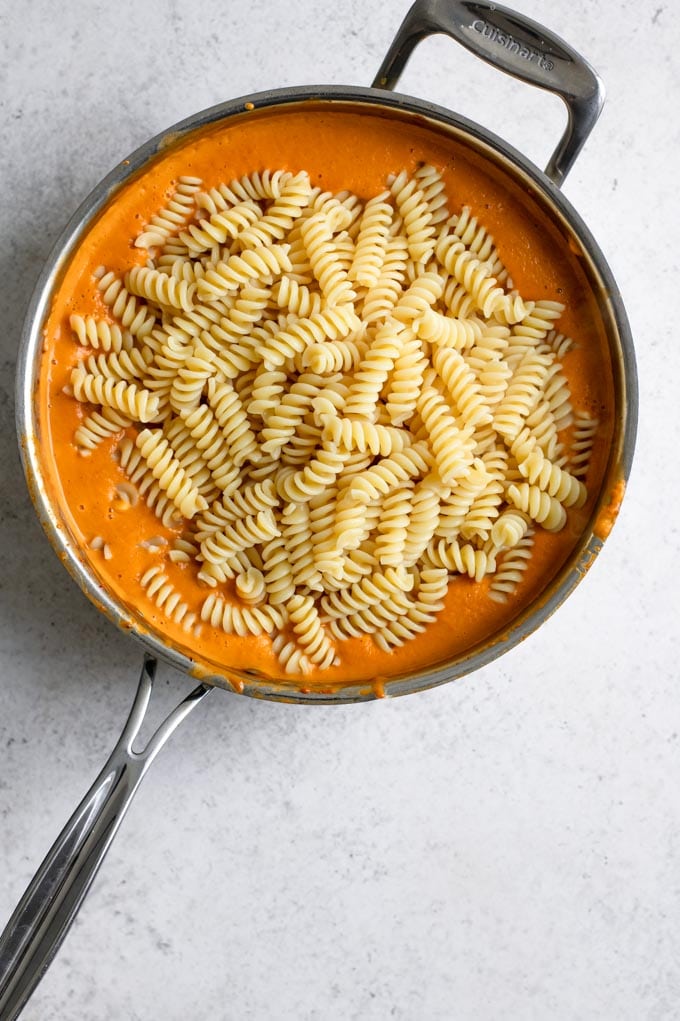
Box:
[1,2,678,1019]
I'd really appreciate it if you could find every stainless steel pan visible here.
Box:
[1,1,638,1017]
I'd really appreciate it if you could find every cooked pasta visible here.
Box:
[70,314,133,353]
[62,161,594,677]
[236,170,312,249]
[362,234,409,324]
[74,406,131,453]
[135,428,209,519]
[197,244,293,301]
[425,538,496,581]
[196,170,293,215]
[82,347,152,382]
[320,566,413,619]
[286,593,336,668]
[348,190,393,288]
[126,265,197,312]
[506,482,568,532]
[389,170,437,263]
[448,205,510,285]
[201,592,285,636]
[299,210,356,306]
[178,199,261,254]
[570,412,599,479]
[488,529,535,603]
[134,176,203,250]
[374,484,413,567]
[374,568,449,650]
[96,271,156,338]
[141,565,200,634]
[234,567,267,605]
[163,416,219,502]
[71,368,160,422]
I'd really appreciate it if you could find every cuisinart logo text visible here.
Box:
[471,19,555,71]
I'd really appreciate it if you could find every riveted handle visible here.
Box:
[373,0,605,187]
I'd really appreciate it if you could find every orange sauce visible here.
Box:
[593,477,625,541]
[37,102,615,688]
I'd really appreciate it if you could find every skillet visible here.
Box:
[0,2,637,1017]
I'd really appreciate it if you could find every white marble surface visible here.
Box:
[1,1,678,1018]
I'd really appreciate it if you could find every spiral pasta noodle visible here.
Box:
[234,567,267,605]
[570,413,599,479]
[259,304,361,370]
[346,442,432,503]
[201,592,284,636]
[389,170,437,263]
[490,508,531,550]
[374,568,449,650]
[126,265,196,313]
[276,448,347,503]
[414,307,482,352]
[402,479,443,566]
[179,199,262,254]
[140,566,200,634]
[435,460,489,539]
[286,593,336,669]
[116,437,183,528]
[342,323,406,420]
[272,277,322,318]
[425,538,496,581]
[319,410,409,458]
[163,415,219,503]
[488,529,535,603]
[506,482,567,532]
[237,171,313,249]
[134,427,209,519]
[200,508,279,564]
[416,385,474,487]
[82,347,152,383]
[327,588,414,640]
[71,367,160,422]
[260,374,342,457]
[321,565,413,619]
[207,378,260,467]
[272,634,312,675]
[301,337,365,375]
[492,349,553,440]
[168,341,215,416]
[517,448,587,508]
[414,165,449,228]
[449,205,510,285]
[73,406,131,453]
[70,314,133,353]
[134,176,203,250]
[373,485,413,567]
[299,210,356,306]
[392,273,443,324]
[180,404,241,494]
[196,170,292,216]
[348,190,393,288]
[97,271,156,338]
[435,237,507,319]
[197,244,292,301]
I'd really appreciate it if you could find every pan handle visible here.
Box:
[0,655,212,1021]
[372,0,605,187]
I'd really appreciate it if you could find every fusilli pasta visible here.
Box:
[63,160,594,678]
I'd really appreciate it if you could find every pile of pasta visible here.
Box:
[67,164,598,675]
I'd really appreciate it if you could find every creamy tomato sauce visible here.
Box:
[38,102,615,692]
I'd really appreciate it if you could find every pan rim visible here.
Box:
[15,83,638,704]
